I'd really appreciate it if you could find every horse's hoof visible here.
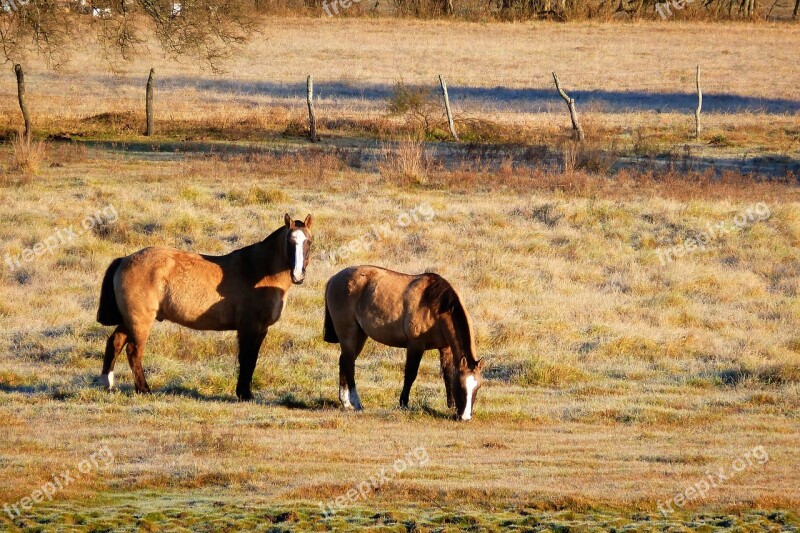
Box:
[100,372,115,390]
[237,393,254,402]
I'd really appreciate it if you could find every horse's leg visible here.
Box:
[126,322,153,394]
[101,325,128,390]
[339,326,367,411]
[439,346,455,409]
[236,328,267,401]
[399,348,424,408]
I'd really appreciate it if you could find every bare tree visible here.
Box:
[0,1,74,139]
[0,0,75,67]
[0,1,262,139]
[92,0,261,71]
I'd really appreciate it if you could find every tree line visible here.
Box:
[293,0,796,20]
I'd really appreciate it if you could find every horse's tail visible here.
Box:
[97,257,124,326]
[323,292,339,344]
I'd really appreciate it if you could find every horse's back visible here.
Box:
[119,246,218,289]
[326,266,440,348]
[326,265,413,307]
[115,246,234,330]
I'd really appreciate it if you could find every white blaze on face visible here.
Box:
[291,230,307,280]
[461,375,478,421]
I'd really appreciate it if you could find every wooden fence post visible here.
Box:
[694,65,702,140]
[145,68,155,137]
[14,64,31,142]
[307,75,318,142]
[552,72,584,142]
[438,74,458,142]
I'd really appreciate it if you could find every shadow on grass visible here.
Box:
[0,381,52,395]
[99,75,800,114]
[157,382,237,403]
[266,392,339,410]
[483,363,519,383]
[417,404,454,421]
[0,373,105,399]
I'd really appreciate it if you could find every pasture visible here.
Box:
[1,17,799,532]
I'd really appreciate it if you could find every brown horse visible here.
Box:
[96,214,313,400]
[323,266,485,421]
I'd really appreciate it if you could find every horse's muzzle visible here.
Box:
[291,276,305,285]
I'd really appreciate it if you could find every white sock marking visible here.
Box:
[340,385,353,409]
[461,375,478,421]
[101,372,115,390]
[349,387,362,410]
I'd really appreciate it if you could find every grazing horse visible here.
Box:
[323,266,485,421]
[96,214,313,400]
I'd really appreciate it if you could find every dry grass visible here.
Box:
[0,153,798,530]
[0,19,797,165]
[378,137,429,184]
[0,16,798,531]
[8,134,45,175]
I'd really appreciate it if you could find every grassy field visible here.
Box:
[0,18,798,166]
[1,16,799,533]
[1,148,799,530]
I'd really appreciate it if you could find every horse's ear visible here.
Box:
[284,213,294,229]
[476,358,485,372]
[304,214,313,229]
[459,357,468,371]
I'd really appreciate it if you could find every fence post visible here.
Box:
[694,65,702,140]
[14,64,31,142]
[307,75,318,142]
[439,75,458,142]
[146,68,155,137]
[552,72,584,142]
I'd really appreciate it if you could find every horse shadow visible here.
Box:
[418,404,455,420]
[264,393,339,410]
[156,381,237,403]
[0,381,52,395]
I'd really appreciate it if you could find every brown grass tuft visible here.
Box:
[379,138,429,184]
[8,134,46,176]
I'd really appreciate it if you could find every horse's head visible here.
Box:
[284,213,314,285]
[455,356,485,421]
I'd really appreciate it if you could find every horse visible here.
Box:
[323,266,485,421]
[95,213,313,400]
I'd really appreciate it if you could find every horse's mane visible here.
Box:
[260,218,309,245]
[421,275,458,315]
[422,275,477,363]
[261,225,287,244]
